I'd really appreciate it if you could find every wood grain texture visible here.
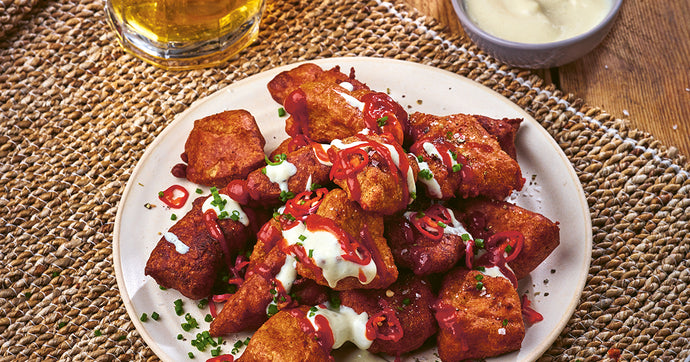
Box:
[402,0,690,157]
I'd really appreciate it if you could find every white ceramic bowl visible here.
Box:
[451,0,622,69]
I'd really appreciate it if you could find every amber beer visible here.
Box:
[106,0,265,70]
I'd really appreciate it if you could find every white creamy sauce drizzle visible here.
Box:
[281,221,377,288]
[307,304,373,350]
[339,82,355,92]
[163,232,189,254]
[265,160,297,192]
[334,89,366,112]
[480,265,510,281]
[266,255,298,316]
[201,193,250,226]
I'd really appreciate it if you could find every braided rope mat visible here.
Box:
[1,0,688,360]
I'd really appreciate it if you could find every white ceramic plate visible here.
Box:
[114,57,592,362]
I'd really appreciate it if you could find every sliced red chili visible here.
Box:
[465,238,475,270]
[329,146,370,180]
[158,184,189,209]
[487,230,525,262]
[409,211,444,240]
[284,188,328,220]
[361,92,408,145]
[207,354,235,362]
[521,294,544,324]
[203,209,225,243]
[365,307,403,342]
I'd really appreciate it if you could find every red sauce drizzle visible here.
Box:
[207,354,235,362]
[314,314,335,349]
[286,308,332,351]
[223,179,250,205]
[434,301,469,352]
[361,92,408,145]
[284,88,309,137]
[521,294,544,325]
[202,209,234,269]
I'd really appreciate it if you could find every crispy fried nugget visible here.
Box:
[267,63,368,105]
[302,189,398,290]
[455,198,560,280]
[409,112,524,200]
[184,110,266,188]
[237,306,333,362]
[144,197,222,300]
[209,245,287,336]
[329,133,418,215]
[436,267,525,361]
[245,144,331,206]
[145,193,254,300]
[340,272,437,356]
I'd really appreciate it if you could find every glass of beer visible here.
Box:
[105,0,265,70]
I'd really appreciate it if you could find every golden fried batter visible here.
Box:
[299,188,398,290]
[237,306,333,362]
[409,112,524,200]
[329,133,418,215]
[245,144,331,206]
[267,63,368,105]
[455,197,560,280]
[144,197,223,300]
[184,110,266,187]
[340,272,437,356]
[436,267,525,362]
[473,115,522,160]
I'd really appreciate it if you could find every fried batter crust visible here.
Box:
[340,273,437,355]
[144,197,223,300]
[302,189,398,290]
[455,197,560,280]
[237,306,333,362]
[267,63,368,105]
[436,268,525,361]
[409,112,524,200]
[184,110,266,187]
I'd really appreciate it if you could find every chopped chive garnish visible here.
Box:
[402,298,411,306]
[476,281,484,291]
[416,155,424,162]
[452,164,462,173]
[475,239,485,248]
[198,299,208,309]
[140,313,148,322]
[171,214,177,221]
[437,221,447,228]
[419,169,433,180]
[474,274,484,281]
[205,314,213,322]
[502,319,509,326]
[230,210,240,221]
[278,107,286,117]
[188,352,194,359]
[94,329,102,336]
[151,312,159,320]
[195,188,203,194]
[298,235,307,241]
[377,116,388,126]
[177,334,183,340]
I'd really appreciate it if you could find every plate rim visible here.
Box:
[113,56,592,362]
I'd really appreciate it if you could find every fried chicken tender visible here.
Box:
[184,110,266,188]
[455,197,560,280]
[329,133,418,215]
[340,272,437,356]
[245,143,331,206]
[385,204,466,276]
[145,194,251,300]
[409,112,524,200]
[435,267,525,362]
[267,63,368,105]
[237,306,333,362]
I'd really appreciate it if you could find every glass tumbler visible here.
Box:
[105,0,266,70]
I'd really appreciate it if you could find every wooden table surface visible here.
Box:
[402,0,690,158]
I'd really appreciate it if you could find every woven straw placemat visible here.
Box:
[1,0,688,361]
